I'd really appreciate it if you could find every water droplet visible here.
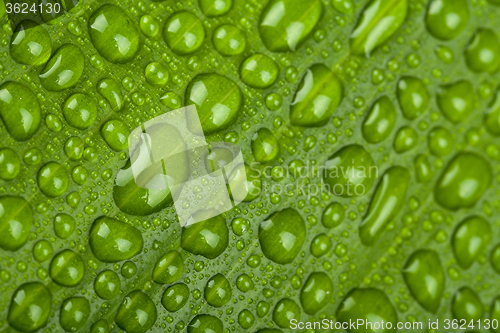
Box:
[49,249,85,287]
[402,249,445,313]
[434,152,492,210]
[33,239,53,262]
[140,15,160,38]
[204,273,232,307]
[8,282,52,332]
[435,45,454,64]
[273,298,301,328]
[359,166,410,245]
[259,208,305,264]
[350,0,408,56]
[64,136,84,161]
[0,148,20,180]
[333,0,354,14]
[163,11,205,55]
[10,20,52,65]
[115,291,157,333]
[95,270,121,300]
[322,202,344,228]
[121,261,137,278]
[393,126,418,154]
[181,215,228,259]
[300,272,333,315]
[259,0,323,52]
[310,233,332,257]
[101,119,130,152]
[37,162,69,197]
[336,288,398,332]
[89,5,140,63]
[485,87,500,136]
[236,274,254,292]
[240,54,279,89]
[251,128,280,163]
[89,216,144,262]
[232,218,250,236]
[39,44,84,91]
[452,215,491,269]
[185,73,243,135]
[113,160,175,216]
[199,0,232,17]
[90,320,109,333]
[187,314,223,333]
[60,297,90,332]
[97,78,124,112]
[213,24,246,56]
[396,76,429,120]
[161,283,189,312]
[54,213,76,239]
[145,62,169,86]
[62,93,97,130]
[437,80,475,124]
[425,0,469,41]
[465,28,500,73]
[362,96,396,143]
[414,154,432,183]
[152,251,184,284]
[428,126,453,156]
[451,287,483,321]
[0,81,41,141]
[290,64,343,127]
[323,144,376,197]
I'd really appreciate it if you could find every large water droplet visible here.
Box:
[181,215,229,259]
[89,216,144,262]
[290,64,343,127]
[396,76,429,120]
[425,0,469,41]
[259,208,305,264]
[240,54,279,89]
[204,273,232,307]
[437,80,475,124]
[451,287,483,321]
[0,196,32,251]
[50,249,85,287]
[452,215,491,269]
[152,251,184,284]
[402,249,445,314]
[115,290,157,333]
[8,282,52,332]
[163,11,205,55]
[0,81,41,141]
[10,20,51,65]
[60,297,90,332]
[187,314,223,333]
[336,288,398,333]
[350,0,408,56]
[185,73,243,135]
[323,144,376,197]
[359,166,410,245]
[300,272,333,315]
[434,152,492,210]
[39,44,84,91]
[272,298,301,328]
[89,5,140,63]
[259,0,323,52]
[362,96,396,143]
[465,28,500,73]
